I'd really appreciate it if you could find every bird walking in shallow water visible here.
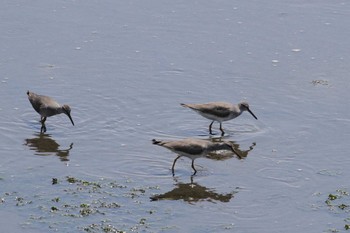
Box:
[181,101,258,136]
[27,91,74,133]
[152,138,240,176]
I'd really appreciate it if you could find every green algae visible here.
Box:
[325,189,350,231]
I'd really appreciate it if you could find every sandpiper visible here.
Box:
[27,91,74,133]
[152,138,240,175]
[181,101,257,136]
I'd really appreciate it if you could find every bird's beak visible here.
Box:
[248,108,258,120]
[67,113,75,126]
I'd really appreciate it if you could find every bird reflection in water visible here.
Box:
[150,176,238,203]
[24,133,73,162]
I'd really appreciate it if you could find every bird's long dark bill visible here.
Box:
[230,146,242,159]
[248,109,258,120]
[67,113,75,126]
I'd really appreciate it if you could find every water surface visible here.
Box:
[1,0,350,232]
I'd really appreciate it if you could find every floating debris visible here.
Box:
[311,80,329,86]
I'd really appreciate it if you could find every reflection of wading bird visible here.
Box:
[150,179,236,202]
[27,91,74,133]
[181,101,258,136]
[24,133,74,162]
[152,138,241,176]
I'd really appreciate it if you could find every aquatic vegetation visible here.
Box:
[83,223,126,233]
[1,176,165,232]
[51,206,59,212]
[66,176,102,188]
[325,189,350,231]
[15,196,32,206]
[52,178,58,185]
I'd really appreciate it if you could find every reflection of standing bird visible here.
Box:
[24,133,74,162]
[27,91,74,133]
[152,138,240,176]
[181,101,258,136]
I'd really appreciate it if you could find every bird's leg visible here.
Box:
[172,155,181,176]
[40,124,47,133]
[41,116,47,124]
[219,123,225,136]
[209,121,214,135]
[190,175,194,184]
[191,159,197,176]
[40,117,47,133]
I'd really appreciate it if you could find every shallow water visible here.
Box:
[1,0,350,232]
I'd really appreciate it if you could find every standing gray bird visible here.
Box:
[152,138,240,176]
[27,91,74,133]
[181,101,257,136]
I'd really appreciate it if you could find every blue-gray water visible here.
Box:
[1,1,350,232]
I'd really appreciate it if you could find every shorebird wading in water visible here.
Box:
[27,91,74,133]
[181,101,258,136]
[152,138,241,175]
